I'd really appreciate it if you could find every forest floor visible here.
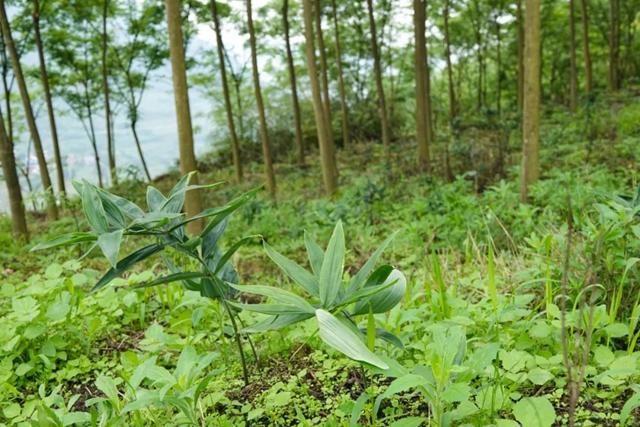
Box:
[2,97,640,425]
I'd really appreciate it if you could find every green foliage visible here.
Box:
[236,221,405,369]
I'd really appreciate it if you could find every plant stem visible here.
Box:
[221,298,250,386]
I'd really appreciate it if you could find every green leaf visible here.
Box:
[81,181,109,234]
[319,221,345,307]
[98,230,124,267]
[146,186,167,211]
[388,417,427,427]
[304,231,324,275]
[192,187,259,235]
[93,243,165,291]
[528,368,553,385]
[315,309,388,369]
[228,284,316,314]
[373,374,429,415]
[348,232,397,292]
[349,392,369,427]
[213,236,258,274]
[621,390,640,426]
[162,173,222,213]
[97,188,144,220]
[31,232,98,251]
[242,313,313,333]
[512,397,556,427]
[605,322,629,338]
[133,272,206,289]
[228,302,309,315]
[353,269,406,315]
[264,240,319,296]
[95,375,120,402]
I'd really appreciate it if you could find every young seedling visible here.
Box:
[233,221,406,370]
[32,174,258,385]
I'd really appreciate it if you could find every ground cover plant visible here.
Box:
[1,0,640,425]
[3,100,640,425]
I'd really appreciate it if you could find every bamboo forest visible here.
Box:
[1,0,640,425]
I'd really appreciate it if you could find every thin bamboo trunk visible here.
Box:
[365,0,390,148]
[330,0,350,147]
[211,0,243,181]
[131,120,151,181]
[569,0,578,111]
[165,0,202,233]
[0,0,58,220]
[282,0,305,164]
[414,0,430,172]
[246,0,276,197]
[579,0,593,94]
[84,84,104,188]
[0,105,27,239]
[33,0,65,196]
[608,0,620,91]
[314,0,332,136]
[520,0,541,203]
[302,0,337,195]
[101,0,116,185]
[516,0,524,112]
[443,0,455,181]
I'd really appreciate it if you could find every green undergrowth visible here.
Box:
[2,102,640,426]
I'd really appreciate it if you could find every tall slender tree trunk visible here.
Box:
[32,0,65,197]
[165,0,202,233]
[0,0,58,220]
[414,0,430,172]
[84,83,104,188]
[365,0,390,147]
[520,0,541,203]
[282,0,305,164]
[472,0,483,111]
[443,0,455,181]
[101,0,116,185]
[302,0,337,195]
[130,120,152,181]
[516,0,524,113]
[495,14,502,116]
[608,0,620,91]
[568,0,578,112]
[211,0,243,181]
[246,0,276,197]
[330,0,350,147]
[0,105,27,239]
[579,0,593,94]
[314,0,332,136]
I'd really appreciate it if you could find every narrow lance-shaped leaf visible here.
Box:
[264,240,319,296]
[315,309,388,369]
[227,301,309,315]
[242,313,314,333]
[97,230,124,267]
[319,221,345,307]
[93,243,165,291]
[133,272,206,289]
[146,186,167,212]
[213,235,259,275]
[347,231,397,293]
[353,269,406,315]
[81,181,109,234]
[304,231,324,275]
[228,283,316,314]
[31,232,97,251]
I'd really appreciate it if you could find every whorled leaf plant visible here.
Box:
[32,173,258,384]
[231,221,406,370]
